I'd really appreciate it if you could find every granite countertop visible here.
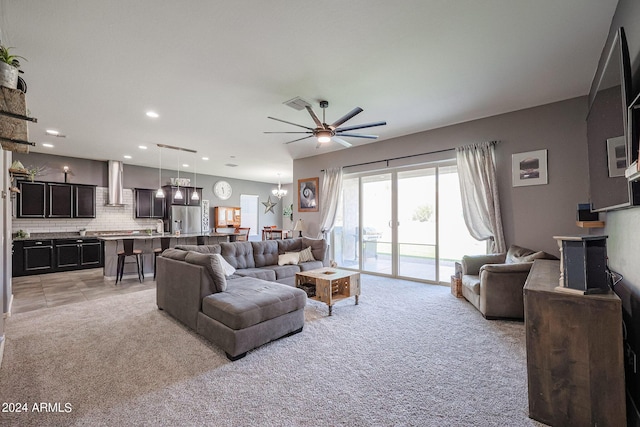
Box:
[13,232,102,241]
[13,231,234,242]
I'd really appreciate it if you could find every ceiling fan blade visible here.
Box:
[336,133,379,139]
[304,106,324,128]
[267,116,315,130]
[330,107,363,128]
[331,137,352,148]
[264,131,313,134]
[336,120,386,132]
[283,135,313,145]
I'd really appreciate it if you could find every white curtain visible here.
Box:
[456,141,506,253]
[318,167,343,239]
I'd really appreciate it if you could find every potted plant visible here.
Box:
[283,203,293,221]
[0,45,26,89]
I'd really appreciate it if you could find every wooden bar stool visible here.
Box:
[153,237,172,279]
[116,239,143,284]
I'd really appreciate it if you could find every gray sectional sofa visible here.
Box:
[156,237,328,360]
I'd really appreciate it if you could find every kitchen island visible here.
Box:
[98,232,239,280]
[11,231,239,279]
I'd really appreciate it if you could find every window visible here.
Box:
[240,194,259,237]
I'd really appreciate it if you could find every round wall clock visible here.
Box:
[214,180,232,200]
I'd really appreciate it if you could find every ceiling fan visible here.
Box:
[265,100,386,148]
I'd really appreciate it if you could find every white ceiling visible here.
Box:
[0,0,617,184]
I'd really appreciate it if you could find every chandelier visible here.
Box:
[272,175,287,199]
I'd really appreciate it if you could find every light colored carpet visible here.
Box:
[0,275,545,426]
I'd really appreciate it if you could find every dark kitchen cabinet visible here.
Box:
[187,188,203,206]
[75,185,96,218]
[48,183,73,218]
[17,181,46,218]
[135,188,165,218]
[13,238,103,277]
[55,238,103,271]
[56,239,82,268]
[162,185,202,206]
[80,240,103,266]
[16,181,96,219]
[12,241,24,276]
[13,240,54,276]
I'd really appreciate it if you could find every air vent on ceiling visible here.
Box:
[225,163,238,167]
[283,96,311,111]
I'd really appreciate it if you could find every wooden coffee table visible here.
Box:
[295,268,360,316]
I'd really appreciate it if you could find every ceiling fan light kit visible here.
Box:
[316,130,332,143]
[265,100,386,148]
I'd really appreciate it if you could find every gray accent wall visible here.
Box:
[294,96,589,256]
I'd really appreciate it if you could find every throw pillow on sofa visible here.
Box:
[279,252,300,266]
[505,244,554,263]
[214,253,236,277]
[184,251,227,292]
[298,246,316,263]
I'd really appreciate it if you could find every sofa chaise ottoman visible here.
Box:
[156,237,326,360]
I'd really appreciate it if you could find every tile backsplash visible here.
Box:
[12,188,159,234]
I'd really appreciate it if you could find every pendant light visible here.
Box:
[174,150,183,200]
[155,145,165,198]
[191,153,199,201]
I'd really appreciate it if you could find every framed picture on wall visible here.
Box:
[512,149,548,187]
[298,177,319,212]
[606,136,627,178]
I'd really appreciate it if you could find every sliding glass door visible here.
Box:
[397,168,437,281]
[361,173,392,274]
[332,161,485,284]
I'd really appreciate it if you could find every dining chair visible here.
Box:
[235,227,250,241]
[262,225,277,240]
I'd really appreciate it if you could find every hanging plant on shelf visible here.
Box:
[25,164,48,182]
[0,44,27,90]
[283,203,293,221]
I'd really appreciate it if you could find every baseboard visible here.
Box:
[0,336,4,369]
[3,294,13,318]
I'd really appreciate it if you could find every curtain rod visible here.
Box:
[321,147,455,172]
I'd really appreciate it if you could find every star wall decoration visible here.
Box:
[262,196,277,214]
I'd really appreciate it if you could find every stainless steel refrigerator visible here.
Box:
[168,206,202,234]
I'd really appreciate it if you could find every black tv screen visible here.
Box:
[586,27,638,211]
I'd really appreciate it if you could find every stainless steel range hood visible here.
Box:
[105,160,125,206]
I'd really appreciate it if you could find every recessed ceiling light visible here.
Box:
[124,155,132,159]
[182,164,189,168]
[45,129,59,136]
[139,145,147,150]
[42,143,54,148]
[202,157,209,161]
[146,111,159,118]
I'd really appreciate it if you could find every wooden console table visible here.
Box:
[523,259,625,426]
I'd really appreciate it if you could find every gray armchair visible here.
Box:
[461,245,556,319]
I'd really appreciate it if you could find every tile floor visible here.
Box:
[10,269,155,314]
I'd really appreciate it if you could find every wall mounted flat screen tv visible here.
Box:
[586,27,640,211]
